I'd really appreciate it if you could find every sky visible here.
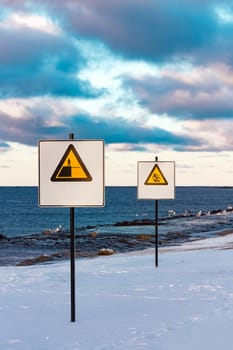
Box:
[1,0,233,186]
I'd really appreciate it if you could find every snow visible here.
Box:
[1,234,233,350]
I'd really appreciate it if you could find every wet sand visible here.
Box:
[1,227,232,266]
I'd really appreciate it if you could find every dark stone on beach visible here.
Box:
[97,248,115,256]
[137,234,152,241]
[0,233,7,240]
[114,219,155,226]
[17,255,52,266]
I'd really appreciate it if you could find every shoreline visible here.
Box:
[1,228,233,267]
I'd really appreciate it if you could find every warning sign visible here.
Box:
[51,144,92,182]
[144,164,168,185]
[137,161,175,200]
[39,140,104,207]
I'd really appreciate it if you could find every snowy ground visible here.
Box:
[1,233,233,350]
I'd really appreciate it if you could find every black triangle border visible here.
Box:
[144,164,168,186]
[51,144,92,182]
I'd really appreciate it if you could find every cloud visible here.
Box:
[183,119,233,151]
[0,0,233,159]
[0,141,10,151]
[2,1,233,67]
[0,14,100,98]
[0,108,199,150]
[32,0,219,62]
[0,109,66,145]
[124,63,233,120]
[64,115,200,150]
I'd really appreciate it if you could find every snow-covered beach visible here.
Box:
[1,233,233,350]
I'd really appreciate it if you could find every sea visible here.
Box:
[1,186,233,265]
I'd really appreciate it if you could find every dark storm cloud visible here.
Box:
[0,111,63,145]
[67,115,200,150]
[3,0,233,66]
[0,24,99,98]
[26,0,231,64]
[0,110,200,150]
[125,73,233,120]
[2,1,221,59]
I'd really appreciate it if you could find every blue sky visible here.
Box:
[1,0,233,186]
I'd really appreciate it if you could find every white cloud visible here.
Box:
[0,12,61,35]
[183,119,233,151]
[216,5,233,23]
[0,96,82,121]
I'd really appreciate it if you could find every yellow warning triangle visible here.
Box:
[144,164,168,185]
[51,144,92,182]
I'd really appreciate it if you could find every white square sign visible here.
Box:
[39,140,105,207]
[137,161,175,199]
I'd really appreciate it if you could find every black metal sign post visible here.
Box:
[155,199,158,267]
[69,133,76,322]
[155,156,159,268]
[70,205,75,322]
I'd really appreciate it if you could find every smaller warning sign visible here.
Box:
[137,161,175,200]
[51,144,92,182]
[145,164,168,185]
